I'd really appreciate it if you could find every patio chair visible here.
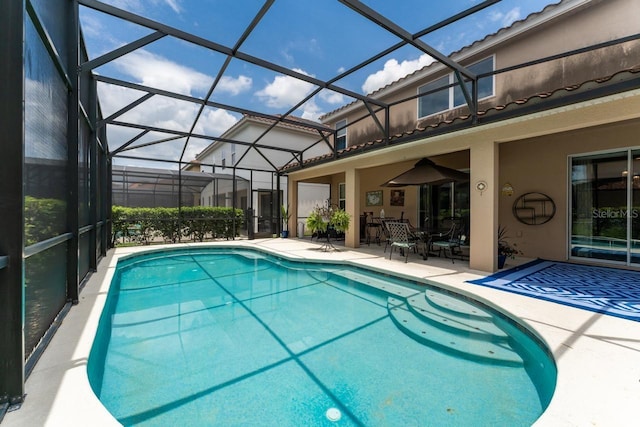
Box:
[365,213,382,246]
[381,219,394,252]
[431,224,468,263]
[386,221,417,263]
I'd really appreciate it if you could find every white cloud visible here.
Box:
[298,99,322,122]
[79,14,105,40]
[217,75,252,96]
[319,90,345,105]
[114,49,211,96]
[195,108,239,136]
[255,69,316,108]
[362,54,435,94]
[489,7,521,27]
[110,0,182,14]
[160,0,182,14]
[100,89,237,136]
[502,7,521,26]
[109,0,145,12]
[98,82,238,163]
[96,83,147,117]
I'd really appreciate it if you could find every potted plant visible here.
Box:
[306,204,351,251]
[498,225,522,269]
[330,208,351,235]
[281,204,291,238]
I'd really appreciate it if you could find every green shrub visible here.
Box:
[111,206,244,245]
[25,196,67,246]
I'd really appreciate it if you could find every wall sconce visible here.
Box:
[501,182,514,196]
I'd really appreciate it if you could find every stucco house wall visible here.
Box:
[322,0,640,151]
[499,119,640,261]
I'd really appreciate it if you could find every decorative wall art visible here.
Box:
[366,190,383,206]
[390,189,405,206]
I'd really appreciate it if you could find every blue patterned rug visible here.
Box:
[467,259,640,322]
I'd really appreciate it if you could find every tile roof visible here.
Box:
[241,114,328,134]
[319,1,565,121]
[283,65,640,172]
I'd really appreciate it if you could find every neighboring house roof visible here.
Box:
[319,0,588,121]
[195,114,328,161]
[283,65,640,171]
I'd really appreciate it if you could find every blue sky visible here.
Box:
[79,0,556,165]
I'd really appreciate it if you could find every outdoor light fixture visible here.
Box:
[501,182,514,196]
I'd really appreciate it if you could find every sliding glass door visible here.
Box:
[631,150,640,264]
[571,149,640,265]
[419,181,470,233]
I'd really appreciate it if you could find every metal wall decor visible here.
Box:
[512,192,556,225]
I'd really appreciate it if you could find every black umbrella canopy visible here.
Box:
[381,158,469,187]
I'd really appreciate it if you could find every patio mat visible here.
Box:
[467,259,640,322]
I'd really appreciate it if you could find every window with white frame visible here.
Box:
[336,119,347,150]
[418,75,449,117]
[231,143,236,165]
[418,56,494,118]
[338,182,346,210]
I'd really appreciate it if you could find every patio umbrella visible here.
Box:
[381,158,469,187]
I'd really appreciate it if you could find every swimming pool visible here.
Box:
[88,247,556,426]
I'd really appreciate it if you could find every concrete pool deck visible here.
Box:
[3,239,639,426]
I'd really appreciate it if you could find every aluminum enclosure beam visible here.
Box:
[0,0,26,408]
[79,0,388,110]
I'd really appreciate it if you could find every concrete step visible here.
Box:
[388,297,523,366]
[330,269,419,299]
[406,293,509,342]
[424,289,494,320]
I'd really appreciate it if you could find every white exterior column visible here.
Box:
[470,140,499,272]
[288,177,299,237]
[345,167,360,248]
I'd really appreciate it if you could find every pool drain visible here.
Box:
[326,407,341,422]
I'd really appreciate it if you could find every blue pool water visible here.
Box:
[88,247,556,426]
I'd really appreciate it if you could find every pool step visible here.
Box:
[405,293,509,342]
[387,297,523,366]
[331,270,418,299]
[424,289,494,320]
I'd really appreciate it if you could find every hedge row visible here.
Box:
[25,196,67,247]
[112,206,244,245]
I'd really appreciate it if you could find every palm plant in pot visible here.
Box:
[498,225,522,269]
[306,203,350,251]
[280,204,291,238]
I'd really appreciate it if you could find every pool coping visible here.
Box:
[3,239,639,426]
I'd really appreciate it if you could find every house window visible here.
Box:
[418,76,449,117]
[418,56,494,118]
[453,56,494,107]
[222,157,226,169]
[338,182,346,210]
[231,144,236,165]
[336,119,347,150]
